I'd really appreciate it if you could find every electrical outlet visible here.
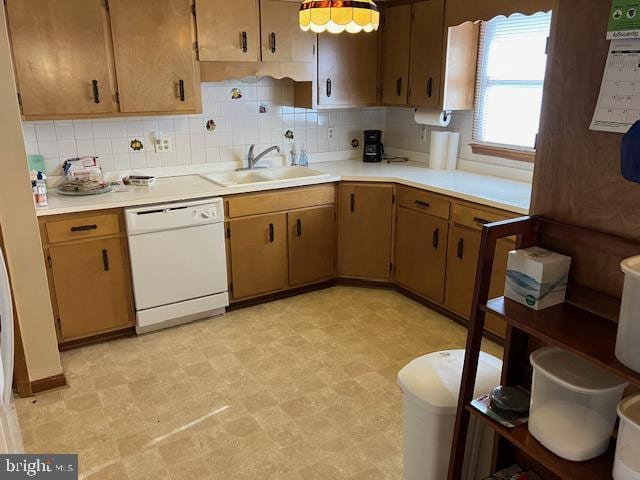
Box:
[327,127,335,140]
[154,136,172,153]
[419,126,428,142]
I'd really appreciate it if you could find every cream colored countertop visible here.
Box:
[35,160,531,217]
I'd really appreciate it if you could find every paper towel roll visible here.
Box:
[415,109,452,127]
[430,132,449,170]
[446,132,460,170]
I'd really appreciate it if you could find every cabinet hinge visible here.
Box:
[103,0,109,11]
[114,92,120,104]
[56,317,61,330]
[16,92,22,107]
[194,41,199,54]
[389,262,393,272]
[226,227,231,238]
[46,255,52,268]
[392,193,396,204]
[191,3,196,16]
[229,282,233,293]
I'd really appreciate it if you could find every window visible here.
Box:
[472,12,552,160]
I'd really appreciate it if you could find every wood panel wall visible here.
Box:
[532,0,640,301]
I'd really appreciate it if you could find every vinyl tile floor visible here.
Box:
[15,286,502,479]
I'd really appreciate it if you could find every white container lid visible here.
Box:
[618,394,640,430]
[621,255,640,279]
[530,347,628,394]
[397,350,502,415]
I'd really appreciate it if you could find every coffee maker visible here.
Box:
[363,130,383,162]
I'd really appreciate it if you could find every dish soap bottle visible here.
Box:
[33,171,48,207]
[299,148,309,167]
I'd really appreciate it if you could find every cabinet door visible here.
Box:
[338,184,394,280]
[408,0,445,108]
[49,237,134,341]
[261,0,316,63]
[108,0,198,113]
[394,207,448,303]
[229,213,288,299]
[317,32,379,106]
[444,225,481,319]
[6,0,118,116]
[288,206,336,286]
[381,4,411,105]
[195,0,260,62]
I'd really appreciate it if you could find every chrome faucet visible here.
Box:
[238,144,280,170]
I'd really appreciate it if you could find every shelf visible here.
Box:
[482,296,640,387]
[466,404,614,480]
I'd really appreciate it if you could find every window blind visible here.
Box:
[472,12,552,151]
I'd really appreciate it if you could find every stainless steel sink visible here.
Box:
[201,166,329,187]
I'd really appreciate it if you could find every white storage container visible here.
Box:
[614,394,640,480]
[397,350,502,480]
[529,347,628,461]
[616,256,640,373]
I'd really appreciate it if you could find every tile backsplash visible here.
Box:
[22,78,386,177]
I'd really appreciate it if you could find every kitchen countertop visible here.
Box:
[35,160,532,217]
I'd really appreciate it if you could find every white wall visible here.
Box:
[23,79,386,177]
[0,7,63,383]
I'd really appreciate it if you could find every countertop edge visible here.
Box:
[35,172,530,217]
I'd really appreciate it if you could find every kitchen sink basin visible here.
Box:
[201,166,329,187]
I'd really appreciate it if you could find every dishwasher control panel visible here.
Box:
[125,198,224,235]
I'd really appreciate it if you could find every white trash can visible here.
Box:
[397,350,502,480]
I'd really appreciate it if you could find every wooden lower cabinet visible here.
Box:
[288,206,336,286]
[229,213,289,299]
[338,183,394,280]
[444,225,481,318]
[394,207,448,303]
[49,236,134,341]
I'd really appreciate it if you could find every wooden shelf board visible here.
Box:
[482,297,640,387]
[466,404,614,480]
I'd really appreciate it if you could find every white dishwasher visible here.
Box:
[125,198,228,334]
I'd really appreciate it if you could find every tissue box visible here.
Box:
[504,247,571,310]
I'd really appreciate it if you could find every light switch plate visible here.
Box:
[154,136,172,153]
[328,127,335,140]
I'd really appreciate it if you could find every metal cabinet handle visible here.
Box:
[296,218,302,237]
[268,223,274,243]
[427,77,433,98]
[457,238,464,259]
[432,228,439,249]
[473,216,492,225]
[270,32,276,53]
[350,193,355,213]
[70,224,97,232]
[326,78,332,97]
[241,31,248,52]
[178,79,185,102]
[396,77,402,96]
[102,249,110,272]
[92,80,100,104]
[414,200,430,209]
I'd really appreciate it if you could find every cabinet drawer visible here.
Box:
[452,204,510,231]
[227,185,335,218]
[46,214,121,244]
[398,186,450,219]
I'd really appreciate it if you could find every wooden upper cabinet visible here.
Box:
[108,0,198,113]
[381,4,411,105]
[317,32,379,106]
[195,0,261,62]
[338,183,394,280]
[261,0,316,63]
[409,0,445,108]
[288,206,336,286]
[6,0,118,117]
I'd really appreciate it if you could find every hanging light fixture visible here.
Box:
[299,0,380,34]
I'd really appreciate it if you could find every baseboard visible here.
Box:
[228,280,336,310]
[30,373,67,395]
[59,326,135,351]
